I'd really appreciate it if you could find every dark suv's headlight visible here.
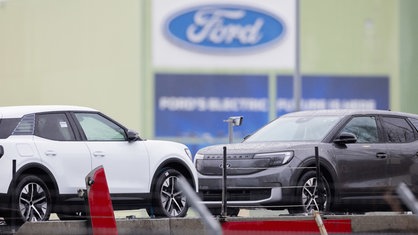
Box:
[253,151,294,167]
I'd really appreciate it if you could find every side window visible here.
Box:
[74,113,126,141]
[36,113,75,141]
[341,116,378,143]
[0,118,21,139]
[381,116,415,143]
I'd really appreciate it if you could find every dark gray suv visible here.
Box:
[195,109,418,215]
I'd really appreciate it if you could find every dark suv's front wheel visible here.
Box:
[147,168,189,218]
[6,175,52,225]
[289,171,331,214]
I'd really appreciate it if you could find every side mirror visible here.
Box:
[243,134,252,140]
[0,145,3,159]
[127,130,141,142]
[334,132,357,145]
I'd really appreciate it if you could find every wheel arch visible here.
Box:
[8,163,60,204]
[150,158,196,193]
[290,156,338,205]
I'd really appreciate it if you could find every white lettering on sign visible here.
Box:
[276,98,377,113]
[186,9,264,45]
[159,96,268,112]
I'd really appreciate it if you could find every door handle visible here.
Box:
[45,150,57,157]
[93,151,105,157]
[376,153,387,159]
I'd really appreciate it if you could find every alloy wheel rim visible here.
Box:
[301,177,327,213]
[19,182,48,222]
[160,176,186,216]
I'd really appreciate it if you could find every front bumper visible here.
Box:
[197,167,295,208]
[200,187,283,207]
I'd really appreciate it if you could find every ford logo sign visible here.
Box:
[165,5,286,53]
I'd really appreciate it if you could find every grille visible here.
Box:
[204,154,253,160]
[200,188,271,202]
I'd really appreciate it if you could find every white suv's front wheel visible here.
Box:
[147,169,189,218]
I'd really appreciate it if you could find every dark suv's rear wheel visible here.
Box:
[147,168,189,218]
[6,175,52,225]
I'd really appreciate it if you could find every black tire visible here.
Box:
[208,207,240,217]
[289,171,331,214]
[147,168,189,218]
[5,175,52,226]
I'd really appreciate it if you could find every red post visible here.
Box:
[85,166,118,235]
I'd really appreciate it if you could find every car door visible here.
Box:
[332,115,389,198]
[72,112,150,194]
[379,116,418,194]
[33,112,92,194]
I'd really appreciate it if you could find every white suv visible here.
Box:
[0,105,198,225]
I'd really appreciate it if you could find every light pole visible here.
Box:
[223,116,243,144]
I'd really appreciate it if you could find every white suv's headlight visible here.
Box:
[254,151,294,167]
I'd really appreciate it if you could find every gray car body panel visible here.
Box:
[195,109,418,212]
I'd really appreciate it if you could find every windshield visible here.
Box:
[245,115,343,142]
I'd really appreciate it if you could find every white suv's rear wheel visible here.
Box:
[147,169,189,218]
[6,175,52,225]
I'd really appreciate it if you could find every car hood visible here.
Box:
[197,141,319,155]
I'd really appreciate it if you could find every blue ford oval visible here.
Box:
[165,4,286,53]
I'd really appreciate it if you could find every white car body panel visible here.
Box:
[34,136,92,194]
[87,140,150,193]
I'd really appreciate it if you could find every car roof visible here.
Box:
[0,105,97,118]
[283,109,418,119]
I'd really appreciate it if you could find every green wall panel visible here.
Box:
[400,0,418,113]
